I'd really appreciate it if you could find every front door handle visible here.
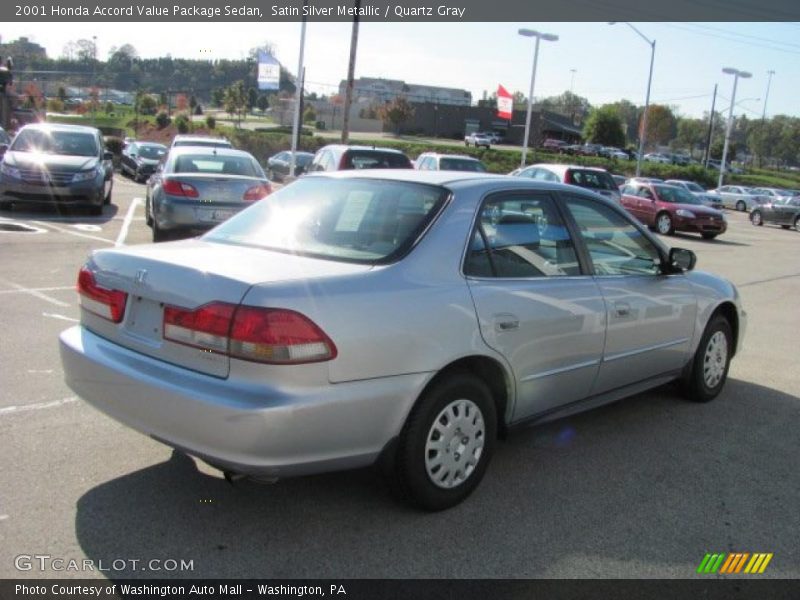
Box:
[614,301,631,317]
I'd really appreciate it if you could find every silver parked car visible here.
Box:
[145,147,272,242]
[708,185,766,211]
[60,171,746,510]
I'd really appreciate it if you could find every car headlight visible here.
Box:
[72,167,101,183]
[0,163,21,179]
[676,209,696,218]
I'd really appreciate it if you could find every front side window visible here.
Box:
[563,195,662,276]
[464,194,580,278]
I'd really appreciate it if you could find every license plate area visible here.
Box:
[124,296,165,342]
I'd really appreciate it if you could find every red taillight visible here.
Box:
[77,266,128,323]
[163,303,337,364]
[163,302,235,353]
[243,183,271,202]
[163,179,199,198]
[564,170,574,184]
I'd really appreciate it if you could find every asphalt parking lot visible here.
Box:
[0,176,798,579]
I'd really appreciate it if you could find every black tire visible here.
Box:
[393,372,496,511]
[736,200,746,212]
[781,224,790,230]
[750,210,763,226]
[145,197,153,227]
[656,211,674,235]
[152,219,169,242]
[701,233,717,240]
[104,179,113,205]
[795,216,800,231]
[682,315,733,403]
[87,203,103,216]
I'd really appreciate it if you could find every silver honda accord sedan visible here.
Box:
[60,170,746,510]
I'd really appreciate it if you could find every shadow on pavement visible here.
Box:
[74,378,800,578]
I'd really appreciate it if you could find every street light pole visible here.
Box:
[609,22,654,177]
[289,0,308,179]
[761,69,775,120]
[718,67,752,189]
[518,29,558,169]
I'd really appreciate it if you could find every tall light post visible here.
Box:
[518,28,558,168]
[289,0,308,179]
[761,70,775,120]
[609,22,654,177]
[718,67,751,188]
[569,68,576,93]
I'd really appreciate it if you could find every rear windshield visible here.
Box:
[343,151,412,170]
[12,129,98,157]
[206,177,447,263]
[568,169,616,191]
[172,154,260,177]
[439,158,487,172]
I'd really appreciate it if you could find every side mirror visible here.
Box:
[668,247,696,272]
[103,151,113,161]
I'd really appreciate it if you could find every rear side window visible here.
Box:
[567,169,616,191]
[343,151,412,170]
[464,194,580,278]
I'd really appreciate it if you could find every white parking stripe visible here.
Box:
[0,396,78,416]
[0,286,74,295]
[42,312,79,323]
[33,220,114,244]
[116,197,141,247]
[0,278,70,307]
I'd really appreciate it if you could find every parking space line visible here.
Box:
[42,312,79,323]
[0,285,74,296]
[0,396,78,416]
[0,278,70,307]
[116,197,142,247]
[33,220,115,244]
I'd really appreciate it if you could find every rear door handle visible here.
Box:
[494,314,520,332]
[614,301,631,317]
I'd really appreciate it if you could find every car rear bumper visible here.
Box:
[59,325,426,478]
[154,196,247,231]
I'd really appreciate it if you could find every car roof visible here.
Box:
[318,144,407,155]
[171,135,231,144]
[166,146,256,159]
[419,153,482,161]
[17,123,100,134]
[530,163,609,174]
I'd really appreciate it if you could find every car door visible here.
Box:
[122,142,135,175]
[465,191,606,421]
[561,195,697,394]
[636,186,657,225]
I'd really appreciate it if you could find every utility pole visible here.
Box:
[341,0,360,143]
[703,84,717,168]
[289,0,308,179]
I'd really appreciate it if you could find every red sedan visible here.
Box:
[620,182,727,240]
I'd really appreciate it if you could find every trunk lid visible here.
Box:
[164,173,266,205]
[82,239,372,377]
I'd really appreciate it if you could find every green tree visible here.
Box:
[377,96,415,134]
[642,104,677,150]
[137,93,157,115]
[247,87,257,113]
[583,105,625,147]
[675,118,706,157]
[256,93,269,113]
[211,88,224,107]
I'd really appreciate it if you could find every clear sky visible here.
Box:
[4,21,800,119]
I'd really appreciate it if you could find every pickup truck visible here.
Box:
[464,132,491,149]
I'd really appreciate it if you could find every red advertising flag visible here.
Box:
[497,85,513,120]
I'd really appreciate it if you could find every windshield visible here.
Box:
[684,182,704,192]
[439,158,486,172]
[11,129,98,157]
[655,185,702,205]
[205,177,447,263]
[138,145,167,160]
[343,151,412,170]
